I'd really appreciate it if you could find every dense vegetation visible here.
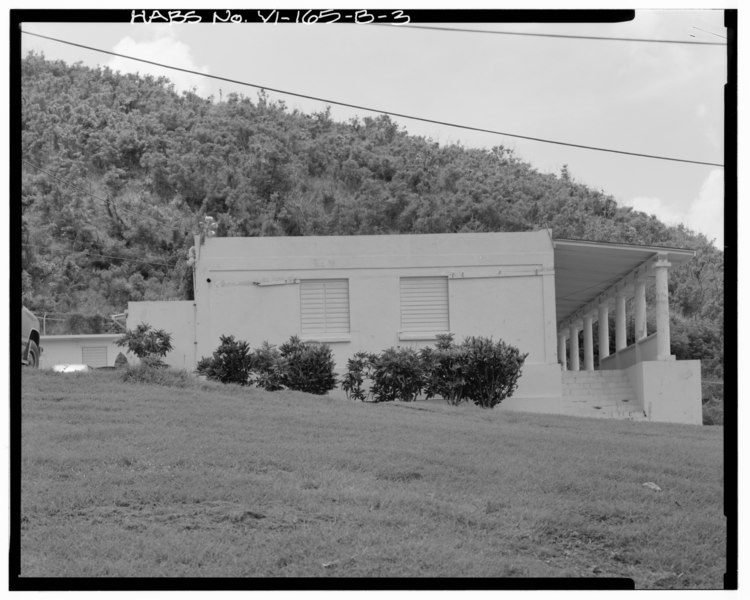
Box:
[20,53,724,392]
[341,334,527,407]
[195,334,338,395]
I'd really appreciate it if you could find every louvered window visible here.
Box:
[400,276,449,333]
[82,346,107,368]
[300,279,350,335]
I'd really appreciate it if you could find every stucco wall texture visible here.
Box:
[127,301,196,369]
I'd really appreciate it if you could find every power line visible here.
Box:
[691,26,727,41]
[376,23,727,46]
[21,30,724,168]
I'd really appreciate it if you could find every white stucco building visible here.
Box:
[38,333,129,369]
[127,229,702,424]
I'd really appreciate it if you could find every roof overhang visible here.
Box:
[554,238,695,327]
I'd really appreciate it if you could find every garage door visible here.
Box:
[82,346,107,368]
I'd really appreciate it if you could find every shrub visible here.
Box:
[114,352,129,369]
[370,346,424,402]
[249,341,286,391]
[279,336,338,395]
[197,335,252,385]
[341,352,377,401]
[420,335,526,408]
[116,322,173,368]
[434,332,456,350]
[420,343,468,406]
[461,336,527,409]
[702,397,723,426]
[121,363,192,387]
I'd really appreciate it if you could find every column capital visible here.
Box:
[654,256,672,269]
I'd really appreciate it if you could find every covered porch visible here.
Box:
[553,239,702,424]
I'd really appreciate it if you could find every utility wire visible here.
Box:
[21,31,724,168]
[376,23,727,46]
[691,26,727,40]
[23,158,169,226]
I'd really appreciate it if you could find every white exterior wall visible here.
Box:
[191,230,561,399]
[126,301,196,369]
[39,334,131,369]
[625,359,703,425]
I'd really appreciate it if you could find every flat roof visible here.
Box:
[553,238,695,325]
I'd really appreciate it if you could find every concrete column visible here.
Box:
[558,333,567,370]
[615,293,627,351]
[598,301,610,364]
[541,272,558,364]
[654,256,672,360]
[569,322,580,371]
[583,313,594,371]
[634,278,647,341]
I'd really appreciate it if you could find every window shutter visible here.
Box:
[300,279,350,335]
[400,277,449,332]
[82,346,107,368]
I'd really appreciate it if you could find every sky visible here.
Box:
[17,5,729,248]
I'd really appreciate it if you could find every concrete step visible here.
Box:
[563,370,627,377]
[563,394,642,410]
[564,396,637,405]
[560,369,643,421]
[564,408,647,421]
[563,378,631,387]
[562,375,630,383]
[562,385,634,393]
[563,384,631,392]
[563,377,630,384]
[562,385,633,393]
[562,395,643,407]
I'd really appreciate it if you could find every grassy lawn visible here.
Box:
[19,369,725,587]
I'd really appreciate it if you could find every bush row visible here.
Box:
[195,335,337,395]
[118,324,526,408]
[341,334,527,409]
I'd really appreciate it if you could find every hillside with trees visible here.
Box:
[19,53,724,388]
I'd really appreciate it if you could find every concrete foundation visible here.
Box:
[624,359,703,425]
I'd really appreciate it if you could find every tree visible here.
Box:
[116,322,173,368]
[21,54,724,384]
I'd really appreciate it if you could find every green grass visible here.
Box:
[20,369,725,586]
